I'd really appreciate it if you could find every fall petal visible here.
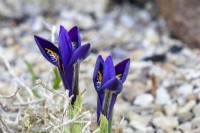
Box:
[93,55,104,92]
[107,93,117,121]
[97,97,102,124]
[34,35,59,66]
[68,43,91,67]
[102,78,123,93]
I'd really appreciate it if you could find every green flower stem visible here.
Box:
[102,90,114,133]
[108,109,114,133]
[102,90,112,118]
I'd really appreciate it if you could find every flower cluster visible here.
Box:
[34,25,130,124]
[34,26,90,104]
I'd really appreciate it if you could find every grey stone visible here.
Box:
[155,88,171,105]
[193,103,200,117]
[177,100,196,114]
[164,102,177,116]
[134,93,154,107]
[152,116,179,130]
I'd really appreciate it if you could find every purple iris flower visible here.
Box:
[93,55,130,123]
[34,25,91,104]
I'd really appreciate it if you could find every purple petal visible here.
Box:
[34,35,59,66]
[101,79,122,121]
[97,90,105,123]
[97,97,102,124]
[64,66,74,96]
[69,26,81,50]
[58,67,70,91]
[68,43,91,67]
[115,58,130,83]
[102,78,123,93]
[107,93,117,121]
[93,55,104,92]
[59,25,73,69]
[102,56,116,85]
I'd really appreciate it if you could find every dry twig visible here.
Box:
[50,111,90,131]
[92,128,100,133]
[0,87,19,99]
[62,93,73,122]
[81,120,92,133]
[36,79,66,99]
[14,98,45,106]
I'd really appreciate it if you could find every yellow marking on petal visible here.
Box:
[96,70,102,89]
[45,48,60,67]
[116,74,122,78]
[98,70,102,83]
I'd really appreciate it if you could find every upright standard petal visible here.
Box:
[59,26,73,69]
[115,58,130,82]
[69,26,81,50]
[68,43,91,67]
[102,56,116,85]
[34,35,59,66]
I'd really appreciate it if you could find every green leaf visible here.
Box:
[69,94,83,133]
[32,89,41,98]
[64,127,70,133]
[24,60,40,98]
[70,94,81,118]
[52,68,61,90]
[24,60,37,82]
[100,115,108,133]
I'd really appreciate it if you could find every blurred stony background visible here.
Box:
[1,0,200,132]
[0,0,107,19]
